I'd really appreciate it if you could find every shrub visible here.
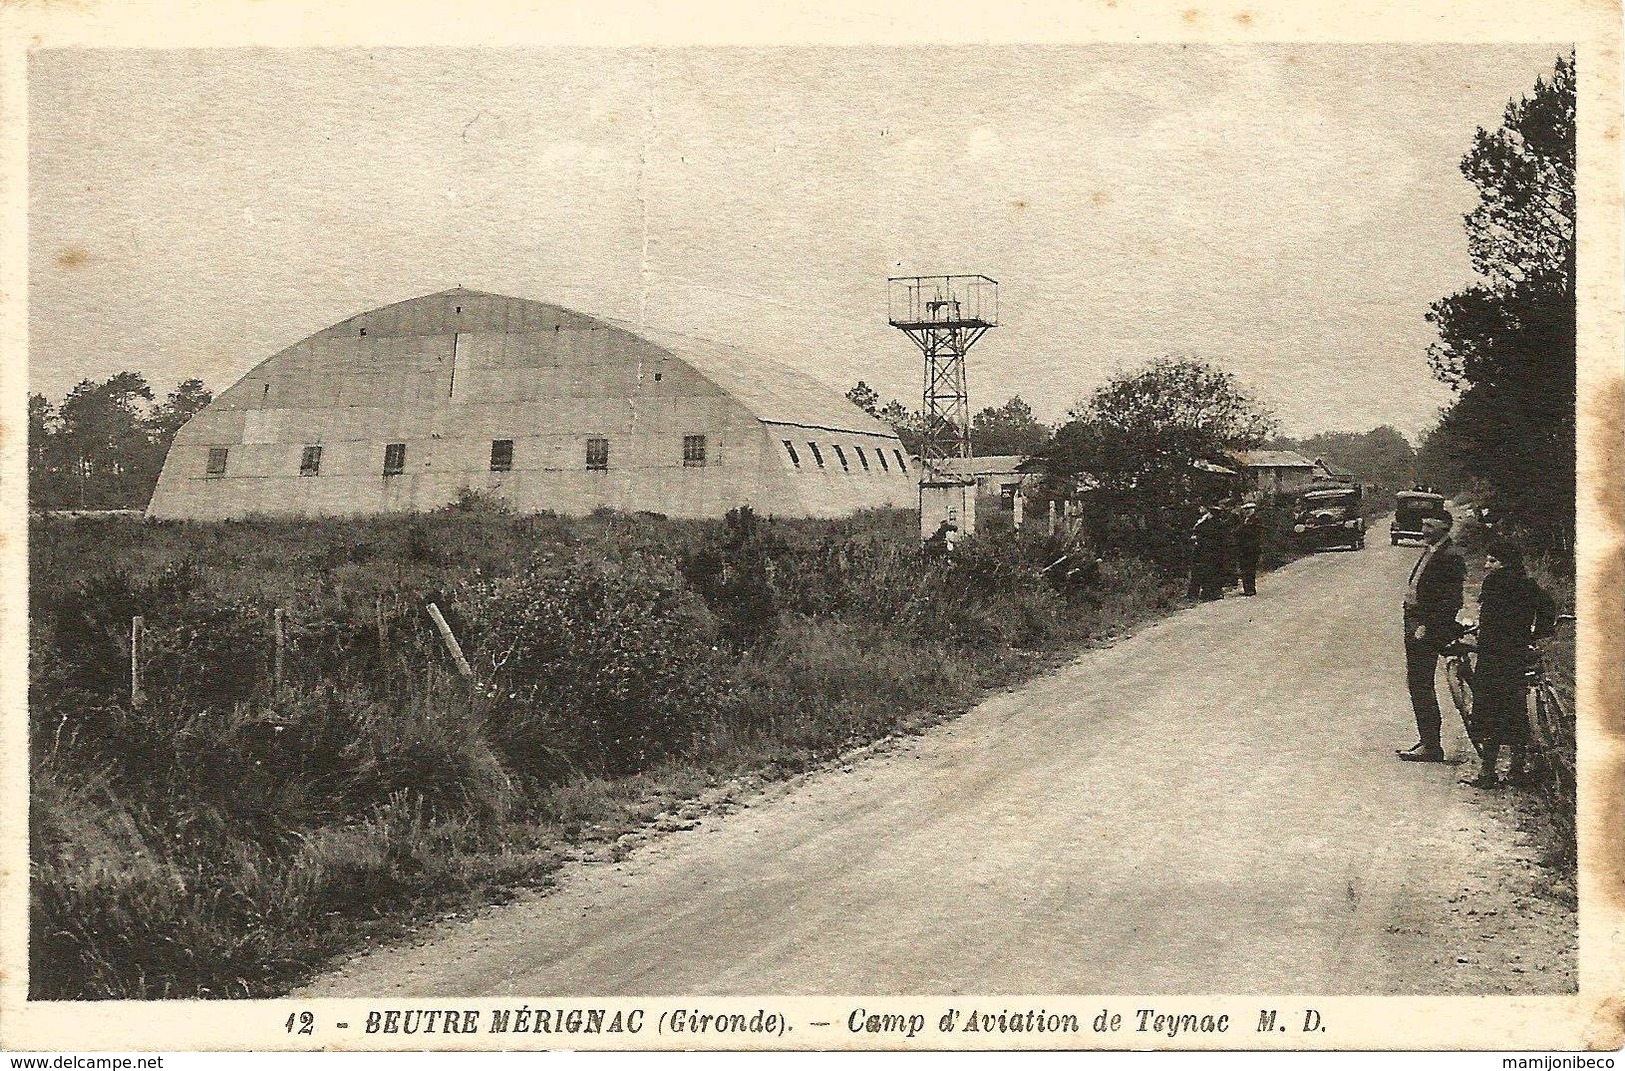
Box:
[435,486,514,516]
[680,506,782,648]
[461,551,728,777]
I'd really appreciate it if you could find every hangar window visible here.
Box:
[587,438,609,470]
[205,447,229,476]
[832,444,850,471]
[854,445,871,471]
[300,445,323,476]
[490,439,514,472]
[875,449,890,472]
[383,442,406,475]
[893,450,909,473]
[683,435,707,467]
[807,442,825,468]
[782,440,801,467]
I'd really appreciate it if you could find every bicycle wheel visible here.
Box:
[1444,655,1482,757]
[1527,681,1575,790]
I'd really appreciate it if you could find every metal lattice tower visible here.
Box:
[887,275,998,475]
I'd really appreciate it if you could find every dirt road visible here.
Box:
[304,538,1575,996]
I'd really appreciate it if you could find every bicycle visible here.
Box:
[1441,614,1575,784]
[1441,623,1484,757]
[1525,614,1577,795]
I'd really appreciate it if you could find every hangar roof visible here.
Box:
[610,319,897,438]
[300,288,896,438]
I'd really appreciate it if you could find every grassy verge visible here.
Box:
[30,506,1189,999]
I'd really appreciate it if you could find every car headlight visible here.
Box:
[1345,520,1358,528]
[1293,524,1306,534]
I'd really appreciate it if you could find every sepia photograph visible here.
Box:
[2,0,1621,1055]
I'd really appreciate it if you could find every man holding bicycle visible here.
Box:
[1462,539,1558,788]
[1397,514,1464,763]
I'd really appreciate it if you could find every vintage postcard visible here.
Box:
[1,0,1621,1055]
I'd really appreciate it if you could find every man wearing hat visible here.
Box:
[1397,513,1465,762]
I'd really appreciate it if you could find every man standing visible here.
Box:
[924,518,959,560]
[1397,514,1465,762]
[1189,505,1224,601]
[1235,501,1263,596]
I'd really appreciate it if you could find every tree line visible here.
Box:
[29,374,212,510]
[1269,427,1418,493]
[845,381,1053,458]
[1421,53,1574,553]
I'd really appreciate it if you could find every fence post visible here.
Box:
[272,607,285,692]
[1048,499,1058,537]
[375,595,388,660]
[130,615,145,708]
[425,602,475,681]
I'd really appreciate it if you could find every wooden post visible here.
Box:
[375,596,388,660]
[1048,499,1058,537]
[425,602,474,681]
[130,615,145,709]
[272,607,285,691]
[1012,490,1024,531]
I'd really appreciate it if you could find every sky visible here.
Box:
[27,44,1567,438]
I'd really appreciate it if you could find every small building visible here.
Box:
[933,454,1037,531]
[1234,449,1319,498]
[148,288,916,521]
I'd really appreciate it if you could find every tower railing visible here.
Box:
[887,275,998,476]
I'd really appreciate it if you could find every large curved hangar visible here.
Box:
[148,288,916,520]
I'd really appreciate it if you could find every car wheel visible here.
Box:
[1391,537,1399,546]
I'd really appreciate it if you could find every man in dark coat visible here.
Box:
[1461,539,1557,788]
[1397,514,1465,762]
[1189,505,1225,600]
[1234,501,1263,596]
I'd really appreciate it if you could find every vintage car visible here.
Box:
[1391,490,1449,545]
[1292,483,1366,550]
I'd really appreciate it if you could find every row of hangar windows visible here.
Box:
[783,439,910,476]
[204,435,713,478]
[201,436,912,479]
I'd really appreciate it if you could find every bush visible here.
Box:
[680,506,782,648]
[462,551,727,777]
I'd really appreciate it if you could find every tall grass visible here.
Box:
[29,506,1185,999]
